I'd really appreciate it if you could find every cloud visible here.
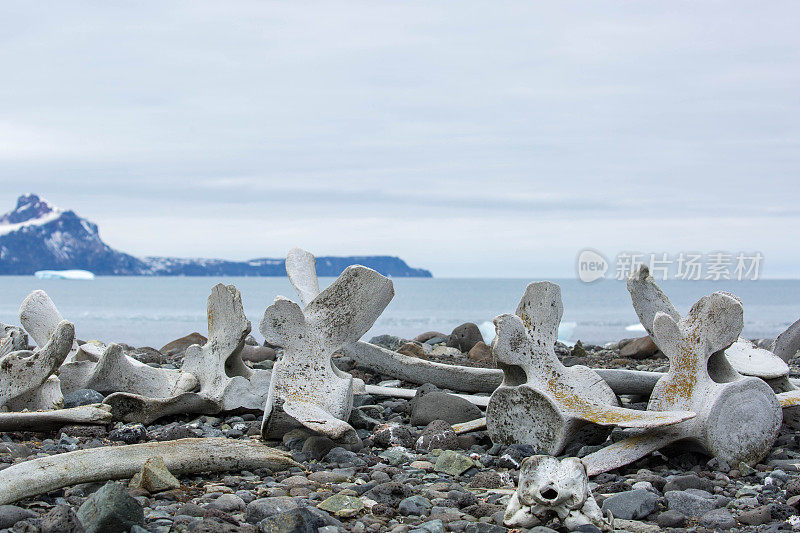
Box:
[0,1,798,276]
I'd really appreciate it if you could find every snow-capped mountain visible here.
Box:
[0,194,432,277]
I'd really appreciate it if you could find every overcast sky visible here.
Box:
[1,1,798,277]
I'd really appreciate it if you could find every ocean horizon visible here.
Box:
[1,275,798,349]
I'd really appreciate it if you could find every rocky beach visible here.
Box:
[2,324,799,533]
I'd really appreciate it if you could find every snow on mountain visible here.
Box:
[0,194,433,277]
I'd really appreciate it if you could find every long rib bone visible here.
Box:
[261,262,394,441]
[0,403,112,432]
[583,289,782,475]
[0,438,296,505]
[486,281,693,455]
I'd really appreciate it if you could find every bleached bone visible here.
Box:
[628,264,800,428]
[261,265,393,441]
[59,343,196,396]
[0,324,28,356]
[286,247,663,397]
[486,282,693,455]
[0,437,296,505]
[627,265,789,381]
[583,291,782,476]
[19,290,99,363]
[104,284,272,423]
[504,455,613,531]
[5,376,62,411]
[0,403,112,432]
[0,320,74,409]
[451,417,487,434]
[363,384,490,407]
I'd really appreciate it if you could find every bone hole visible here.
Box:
[706,351,739,384]
[540,485,559,501]
[499,363,527,386]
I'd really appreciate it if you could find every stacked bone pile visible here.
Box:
[0,252,799,533]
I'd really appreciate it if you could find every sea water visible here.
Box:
[0,276,798,348]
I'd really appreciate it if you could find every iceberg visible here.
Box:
[34,270,95,280]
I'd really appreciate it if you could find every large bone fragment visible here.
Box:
[0,320,74,409]
[0,438,296,505]
[486,282,693,455]
[587,287,783,475]
[104,284,271,423]
[504,455,613,531]
[0,403,112,432]
[261,265,394,441]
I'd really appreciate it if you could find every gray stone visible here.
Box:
[410,519,445,533]
[700,508,736,530]
[738,505,771,526]
[208,493,246,513]
[40,504,85,533]
[601,489,658,520]
[76,481,144,533]
[323,447,363,467]
[399,495,432,516]
[415,420,459,452]
[258,507,337,533]
[246,497,302,523]
[434,450,474,476]
[663,473,714,493]
[369,335,407,351]
[665,489,716,518]
[656,509,686,528]
[447,323,484,352]
[0,505,36,529]
[464,524,506,533]
[63,389,104,408]
[411,391,482,426]
[302,436,337,460]
[365,481,412,507]
[108,424,147,444]
[159,332,207,357]
[372,423,416,448]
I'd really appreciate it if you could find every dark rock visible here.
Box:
[663,473,714,493]
[369,335,407,351]
[665,489,716,518]
[572,526,602,533]
[447,323,483,352]
[416,420,459,452]
[785,477,800,497]
[468,470,502,489]
[656,509,686,528]
[257,507,337,533]
[372,423,416,448]
[150,423,197,441]
[601,489,659,520]
[467,341,492,363]
[126,347,164,364]
[496,444,538,469]
[63,389,104,408]
[240,345,276,363]
[411,391,482,426]
[414,331,447,343]
[40,505,85,533]
[108,424,147,444]
[700,508,736,530]
[365,482,413,507]
[348,408,381,430]
[619,336,659,359]
[462,503,504,518]
[301,436,336,460]
[246,497,302,523]
[187,517,253,533]
[399,495,432,516]
[76,481,144,533]
[571,340,588,358]
[159,332,208,357]
[0,506,36,529]
[323,447,364,467]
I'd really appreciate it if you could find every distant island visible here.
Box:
[0,194,433,278]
